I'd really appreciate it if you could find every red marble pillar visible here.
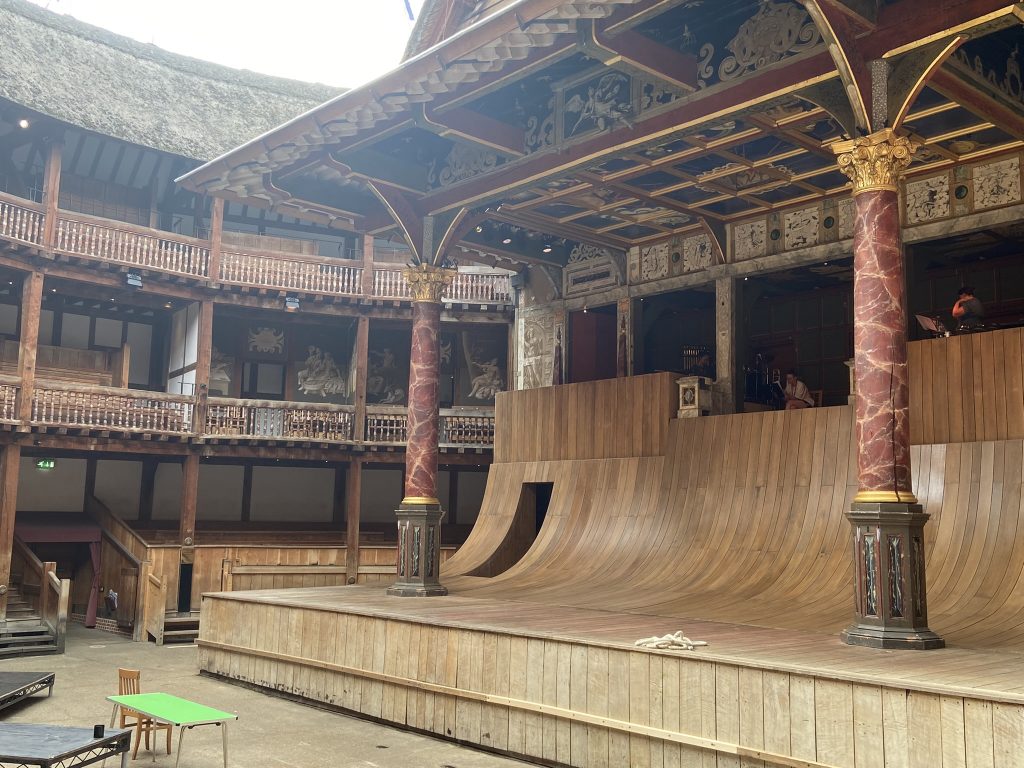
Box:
[404,298,442,504]
[834,129,942,649]
[389,264,454,597]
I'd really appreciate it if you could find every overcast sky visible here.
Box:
[27,0,429,88]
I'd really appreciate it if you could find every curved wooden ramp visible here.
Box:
[444,404,1024,650]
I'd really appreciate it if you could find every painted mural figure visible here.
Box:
[468,358,503,401]
[368,347,405,404]
[297,345,347,398]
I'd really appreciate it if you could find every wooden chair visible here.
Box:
[810,389,823,407]
[117,668,172,759]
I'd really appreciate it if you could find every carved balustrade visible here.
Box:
[365,405,409,443]
[440,409,496,446]
[0,375,19,422]
[31,383,195,435]
[373,268,512,304]
[0,192,44,246]
[219,251,363,295]
[205,397,355,441]
[55,212,210,278]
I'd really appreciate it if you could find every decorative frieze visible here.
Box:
[517,309,555,390]
[784,207,819,250]
[564,244,624,297]
[904,174,951,225]
[628,230,722,285]
[733,220,767,261]
[973,156,1021,210]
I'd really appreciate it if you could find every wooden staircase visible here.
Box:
[1,586,59,657]
[161,612,199,644]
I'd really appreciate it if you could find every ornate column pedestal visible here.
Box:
[834,129,943,650]
[388,264,454,598]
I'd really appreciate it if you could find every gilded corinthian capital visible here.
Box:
[404,263,455,303]
[832,129,919,195]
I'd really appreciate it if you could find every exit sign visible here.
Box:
[35,458,56,470]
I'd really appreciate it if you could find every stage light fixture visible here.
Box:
[125,271,143,289]
[542,245,552,253]
[284,296,300,312]
[502,237,512,245]
[17,119,29,129]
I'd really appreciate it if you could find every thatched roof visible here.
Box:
[0,0,344,160]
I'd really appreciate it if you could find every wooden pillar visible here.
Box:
[40,141,62,251]
[0,443,21,621]
[179,454,199,546]
[17,272,44,424]
[389,264,454,597]
[345,459,362,584]
[207,198,224,285]
[361,234,375,296]
[715,277,737,414]
[191,300,214,434]
[833,129,942,650]
[353,316,369,442]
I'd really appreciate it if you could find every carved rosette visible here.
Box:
[833,129,918,195]
[404,264,455,304]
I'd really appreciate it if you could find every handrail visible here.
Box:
[32,384,195,435]
[206,396,355,412]
[0,189,44,212]
[45,570,69,654]
[32,380,192,400]
[86,493,151,559]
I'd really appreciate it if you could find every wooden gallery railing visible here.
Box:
[11,536,70,653]
[31,383,195,435]
[365,406,496,447]
[55,212,210,278]
[0,195,43,247]
[0,374,20,422]
[0,190,513,304]
[205,398,355,441]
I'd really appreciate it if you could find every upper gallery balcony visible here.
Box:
[0,189,514,308]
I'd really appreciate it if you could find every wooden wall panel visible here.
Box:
[494,372,678,463]
[909,328,1024,445]
[447,404,1024,650]
[198,598,1024,768]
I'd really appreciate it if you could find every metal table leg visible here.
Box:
[222,722,229,768]
[174,725,188,768]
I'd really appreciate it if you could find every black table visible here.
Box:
[0,673,55,713]
[0,724,129,768]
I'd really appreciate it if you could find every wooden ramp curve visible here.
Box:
[443,404,1024,651]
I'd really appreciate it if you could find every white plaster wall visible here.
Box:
[456,470,487,524]
[198,465,244,521]
[152,462,183,520]
[94,460,142,520]
[17,457,87,512]
[249,466,333,522]
[361,468,403,523]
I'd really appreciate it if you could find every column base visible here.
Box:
[843,502,944,650]
[387,499,448,598]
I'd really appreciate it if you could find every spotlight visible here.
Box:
[502,237,512,245]
[284,296,300,312]
[125,271,143,289]
[17,119,29,129]
[583,305,588,314]
[475,225,483,233]
[542,245,552,253]
[164,301,173,309]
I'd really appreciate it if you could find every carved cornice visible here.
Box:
[833,128,918,195]
[404,264,455,303]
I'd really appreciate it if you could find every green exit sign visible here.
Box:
[35,458,56,470]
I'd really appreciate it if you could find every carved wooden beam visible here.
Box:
[417,105,526,157]
[365,181,424,263]
[928,64,1024,140]
[576,19,698,93]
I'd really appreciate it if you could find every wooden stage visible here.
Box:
[197,356,1024,768]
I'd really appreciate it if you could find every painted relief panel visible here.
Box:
[973,156,1021,210]
[836,198,854,240]
[784,206,819,250]
[630,243,670,283]
[905,174,950,224]
[367,327,411,405]
[681,233,715,272]
[291,325,355,405]
[455,327,507,406]
[517,309,554,390]
[562,71,632,140]
[733,220,767,261]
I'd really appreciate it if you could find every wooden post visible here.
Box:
[40,141,62,252]
[353,316,369,442]
[361,234,375,296]
[715,277,737,414]
[207,197,224,285]
[191,300,214,434]
[179,454,199,546]
[0,443,22,621]
[17,272,44,425]
[345,458,362,584]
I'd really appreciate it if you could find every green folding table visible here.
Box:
[106,693,236,768]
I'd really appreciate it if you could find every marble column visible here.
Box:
[833,129,943,649]
[388,263,454,597]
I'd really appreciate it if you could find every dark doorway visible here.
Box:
[636,287,715,375]
[177,563,193,613]
[468,481,552,578]
[569,305,617,383]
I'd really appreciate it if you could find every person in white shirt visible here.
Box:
[783,369,814,410]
